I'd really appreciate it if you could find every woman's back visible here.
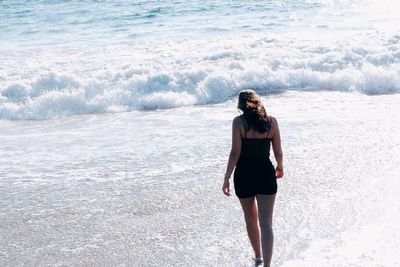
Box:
[239,115,273,159]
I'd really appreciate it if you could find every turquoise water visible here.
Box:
[1,0,320,47]
[2,0,399,48]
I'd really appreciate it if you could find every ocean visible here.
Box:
[1,0,400,266]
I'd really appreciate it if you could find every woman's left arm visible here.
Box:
[222,117,242,196]
[271,117,284,178]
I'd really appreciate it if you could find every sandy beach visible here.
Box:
[1,91,399,266]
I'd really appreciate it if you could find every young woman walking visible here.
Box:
[222,89,284,267]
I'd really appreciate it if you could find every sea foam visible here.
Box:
[1,32,400,120]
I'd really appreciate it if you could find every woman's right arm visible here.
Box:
[271,117,284,178]
[222,117,242,196]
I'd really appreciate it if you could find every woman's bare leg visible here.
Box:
[256,194,276,267]
[239,196,262,259]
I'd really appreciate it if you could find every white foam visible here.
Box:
[1,32,400,120]
[281,220,400,267]
[2,92,399,266]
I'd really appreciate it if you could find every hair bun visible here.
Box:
[237,89,270,133]
[245,98,259,110]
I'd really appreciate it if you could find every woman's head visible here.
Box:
[237,89,270,133]
[237,89,261,111]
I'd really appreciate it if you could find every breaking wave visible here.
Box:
[1,32,400,120]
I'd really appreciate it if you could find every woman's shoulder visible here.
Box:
[269,116,279,127]
[269,115,277,121]
[233,115,244,126]
[233,114,244,120]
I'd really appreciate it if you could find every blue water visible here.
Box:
[1,0,400,119]
[2,0,398,48]
[1,0,324,47]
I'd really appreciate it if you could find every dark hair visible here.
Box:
[237,89,270,133]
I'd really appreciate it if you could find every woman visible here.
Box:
[222,89,284,267]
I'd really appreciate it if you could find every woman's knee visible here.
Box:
[244,213,258,226]
[258,219,272,230]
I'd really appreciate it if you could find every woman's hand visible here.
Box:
[276,167,284,179]
[222,178,231,196]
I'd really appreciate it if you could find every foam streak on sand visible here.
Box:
[1,92,399,266]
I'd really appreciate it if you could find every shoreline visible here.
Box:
[1,91,399,266]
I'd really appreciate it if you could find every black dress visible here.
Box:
[233,116,277,198]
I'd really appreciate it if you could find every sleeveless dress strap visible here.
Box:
[240,115,247,139]
[266,116,272,138]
